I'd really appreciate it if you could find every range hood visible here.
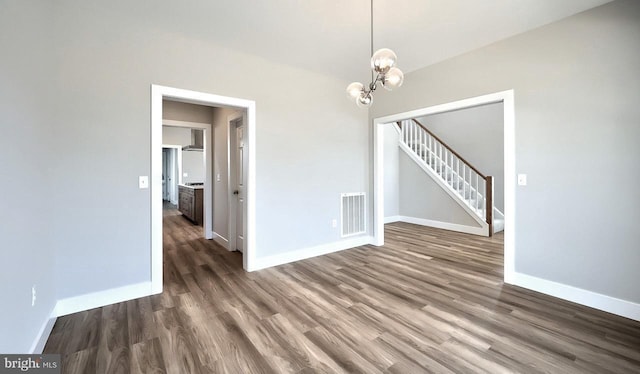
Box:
[182,129,204,151]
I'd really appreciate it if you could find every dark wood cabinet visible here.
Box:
[178,185,203,225]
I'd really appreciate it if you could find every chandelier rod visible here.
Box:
[370,0,374,85]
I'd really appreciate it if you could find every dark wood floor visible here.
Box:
[44,207,640,373]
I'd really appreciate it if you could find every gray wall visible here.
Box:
[418,102,504,212]
[45,0,368,303]
[163,100,214,124]
[162,126,191,145]
[0,0,58,352]
[399,153,482,227]
[371,0,640,303]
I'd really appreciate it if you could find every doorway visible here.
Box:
[228,113,247,253]
[151,85,257,294]
[162,121,210,237]
[162,146,181,205]
[372,90,516,284]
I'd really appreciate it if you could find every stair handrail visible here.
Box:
[410,119,486,179]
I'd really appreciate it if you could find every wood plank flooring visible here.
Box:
[44,205,640,373]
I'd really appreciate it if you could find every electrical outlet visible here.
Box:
[31,285,36,307]
[517,174,527,186]
[331,219,337,228]
[138,176,149,189]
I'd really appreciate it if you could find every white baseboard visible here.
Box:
[29,307,57,354]
[384,215,402,224]
[251,236,373,271]
[213,232,230,250]
[511,272,640,322]
[394,216,487,236]
[55,281,153,317]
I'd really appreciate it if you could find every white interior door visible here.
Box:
[234,123,246,253]
[162,149,168,200]
[168,149,177,204]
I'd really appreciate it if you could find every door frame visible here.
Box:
[227,111,247,253]
[151,85,257,294]
[161,144,182,205]
[372,89,516,283]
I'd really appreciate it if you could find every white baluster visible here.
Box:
[439,143,442,174]
[449,152,453,187]
[456,158,460,193]
[419,128,423,160]
[429,136,433,166]
[475,173,479,211]
[411,123,416,149]
[463,164,467,202]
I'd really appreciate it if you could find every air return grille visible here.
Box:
[341,192,366,237]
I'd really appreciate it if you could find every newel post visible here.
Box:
[486,176,494,236]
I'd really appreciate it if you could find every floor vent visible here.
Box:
[341,192,366,237]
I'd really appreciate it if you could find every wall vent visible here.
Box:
[341,192,366,237]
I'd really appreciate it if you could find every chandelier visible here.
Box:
[346,0,404,107]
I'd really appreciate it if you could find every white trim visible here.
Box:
[396,216,486,236]
[251,236,373,271]
[162,119,210,128]
[399,142,488,230]
[54,281,153,317]
[29,308,57,354]
[384,215,402,224]
[373,119,385,246]
[151,85,257,286]
[151,85,163,294]
[512,272,640,322]
[502,91,516,283]
[213,231,230,250]
[373,90,516,283]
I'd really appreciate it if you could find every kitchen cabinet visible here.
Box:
[178,185,203,225]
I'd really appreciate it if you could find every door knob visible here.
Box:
[233,190,239,195]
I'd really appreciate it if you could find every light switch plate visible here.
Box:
[517,174,527,186]
[139,176,149,189]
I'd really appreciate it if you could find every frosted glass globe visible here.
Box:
[346,82,364,101]
[381,67,404,91]
[371,48,397,74]
[356,93,372,108]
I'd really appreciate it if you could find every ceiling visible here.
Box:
[89,0,613,82]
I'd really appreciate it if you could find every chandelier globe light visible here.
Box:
[346,0,404,107]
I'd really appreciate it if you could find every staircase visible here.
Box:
[396,119,504,236]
